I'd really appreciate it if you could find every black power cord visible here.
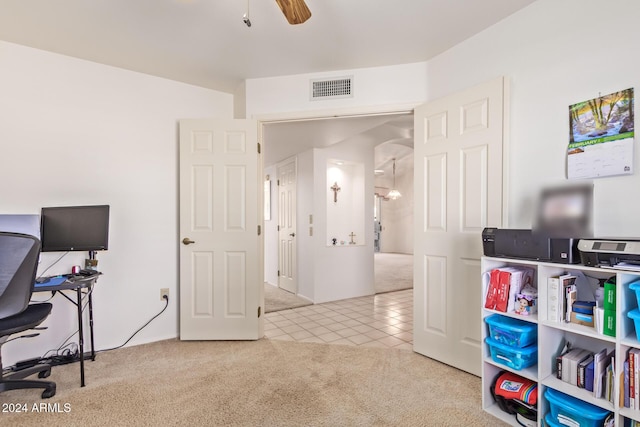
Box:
[98,294,170,353]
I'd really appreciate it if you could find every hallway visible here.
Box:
[264,288,413,351]
[264,252,413,312]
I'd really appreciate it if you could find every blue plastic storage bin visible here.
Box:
[628,308,640,340]
[544,388,611,427]
[485,314,537,348]
[544,413,560,427]
[630,280,640,307]
[485,336,537,370]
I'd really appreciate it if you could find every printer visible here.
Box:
[482,228,580,264]
[578,238,640,268]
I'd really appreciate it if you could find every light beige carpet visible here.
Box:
[0,339,508,426]
[264,283,312,313]
[375,252,413,294]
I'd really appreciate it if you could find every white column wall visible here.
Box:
[312,141,375,304]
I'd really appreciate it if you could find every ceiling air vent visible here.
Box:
[310,76,353,100]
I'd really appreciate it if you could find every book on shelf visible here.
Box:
[548,275,561,322]
[555,342,571,379]
[565,280,577,322]
[495,270,511,312]
[585,357,595,392]
[625,418,640,427]
[555,346,594,387]
[624,359,630,408]
[630,349,636,409]
[578,354,594,388]
[547,273,576,322]
[484,269,500,310]
[605,355,615,403]
[593,348,610,399]
[628,348,640,410]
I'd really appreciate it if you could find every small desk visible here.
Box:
[34,275,99,387]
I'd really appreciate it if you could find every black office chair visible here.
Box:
[0,232,55,398]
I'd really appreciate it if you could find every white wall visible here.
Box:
[424,0,640,237]
[378,159,414,254]
[246,62,427,117]
[0,41,233,364]
[312,140,375,304]
[326,161,366,246]
[296,149,315,301]
[263,164,278,286]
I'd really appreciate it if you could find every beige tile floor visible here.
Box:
[264,288,413,351]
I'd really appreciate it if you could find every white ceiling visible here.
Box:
[263,113,414,175]
[0,0,536,174]
[0,0,536,93]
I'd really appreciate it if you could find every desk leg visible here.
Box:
[88,290,95,361]
[76,287,85,387]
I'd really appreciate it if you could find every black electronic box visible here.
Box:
[482,228,580,264]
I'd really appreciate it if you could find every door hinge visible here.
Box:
[257,142,261,154]
[277,179,280,186]
[277,270,280,277]
[258,306,261,318]
[277,225,280,231]
[258,225,261,236]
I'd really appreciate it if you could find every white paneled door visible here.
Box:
[179,119,263,340]
[277,157,297,294]
[413,77,506,375]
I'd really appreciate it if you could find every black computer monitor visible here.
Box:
[40,205,110,252]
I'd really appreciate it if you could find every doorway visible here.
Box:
[261,110,414,311]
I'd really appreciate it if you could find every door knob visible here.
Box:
[289,233,296,237]
[182,238,196,245]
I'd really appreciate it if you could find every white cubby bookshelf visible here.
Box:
[481,256,640,426]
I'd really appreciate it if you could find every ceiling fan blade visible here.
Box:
[275,0,312,25]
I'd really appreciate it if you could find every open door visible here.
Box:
[179,118,263,340]
[413,77,506,375]
[277,156,297,294]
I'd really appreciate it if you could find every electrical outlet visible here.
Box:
[160,288,169,301]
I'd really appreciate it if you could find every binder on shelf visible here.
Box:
[585,358,595,392]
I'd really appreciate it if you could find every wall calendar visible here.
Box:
[567,88,634,179]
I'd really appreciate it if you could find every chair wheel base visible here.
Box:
[42,385,56,399]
